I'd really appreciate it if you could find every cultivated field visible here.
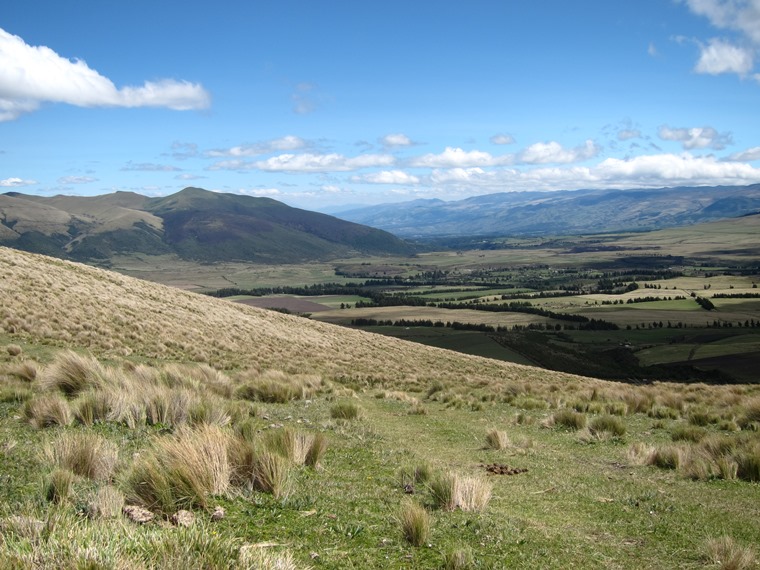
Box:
[1,245,760,568]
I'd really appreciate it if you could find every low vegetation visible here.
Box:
[1,245,759,568]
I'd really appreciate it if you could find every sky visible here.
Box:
[2,0,760,212]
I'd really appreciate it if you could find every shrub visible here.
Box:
[398,500,430,547]
[589,415,626,438]
[704,536,756,570]
[485,429,510,450]
[552,410,587,431]
[23,395,72,428]
[45,432,118,481]
[331,401,360,420]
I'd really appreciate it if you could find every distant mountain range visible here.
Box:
[336,184,760,237]
[0,187,414,263]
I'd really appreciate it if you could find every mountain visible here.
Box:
[0,187,414,263]
[336,184,760,237]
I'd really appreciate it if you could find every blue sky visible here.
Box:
[2,0,760,211]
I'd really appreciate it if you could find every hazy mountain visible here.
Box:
[336,184,760,237]
[0,187,414,263]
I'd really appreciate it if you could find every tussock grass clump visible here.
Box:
[238,546,303,570]
[648,405,680,420]
[671,425,707,443]
[330,401,360,420]
[259,428,327,468]
[442,546,475,570]
[23,394,72,428]
[551,410,587,431]
[8,360,38,382]
[738,398,760,430]
[399,462,433,490]
[45,431,119,481]
[647,445,684,470]
[251,449,291,498]
[235,370,321,403]
[5,344,22,357]
[704,535,756,570]
[485,429,510,450]
[398,499,430,547]
[735,446,760,482]
[125,425,231,513]
[86,485,125,519]
[44,467,76,504]
[73,391,111,426]
[40,350,104,397]
[430,472,492,512]
[589,415,626,438]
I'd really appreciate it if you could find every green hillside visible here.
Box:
[0,246,759,568]
[0,187,414,264]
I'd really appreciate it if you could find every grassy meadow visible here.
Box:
[1,245,760,568]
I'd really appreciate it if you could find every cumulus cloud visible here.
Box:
[0,177,37,187]
[206,136,309,158]
[0,27,210,121]
[57,176,97,184]
[175,173,206,181]
[490,134,516,145]
[658,125,733,149]
[724,146,760,161]
[411,147,510,168]
[695,38,754,75]
[121,162,182,172]
[352,170,420,184]
[380,133,413,147]
[518,139,600,164]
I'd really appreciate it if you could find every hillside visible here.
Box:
[0,187,414,263]
[1,247,759,568]
[337,184,760,237]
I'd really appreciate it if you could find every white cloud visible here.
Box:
[235,188,282,197]
[352,170,420,184]
[694,38,754,75]
[685,0,760,44]
[0,27,210,121]
[490,134,516,145]
[411,147,510,168]
[206,136,308,158]
[658,125,733,149]
[430,167,488,184]
[57,176,97,184]
[518,139,600,164]
[617,129,642,141]
[648,42,658,57]
[380,133,413,147]
[175,173,206,180]
[121,162,182,172]
[0,177,37,187]
[212,152,395,173]
[724,146,760,161]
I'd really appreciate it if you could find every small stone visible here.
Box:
[123,505,154,524]
[170,510,195,527]
[211,506,226,522]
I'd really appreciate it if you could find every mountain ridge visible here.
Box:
[336,184,760,237]
[0,187,414,263]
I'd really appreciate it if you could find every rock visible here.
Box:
[211,506,226,522]
[171,510,195,527]
[123,505,154,524]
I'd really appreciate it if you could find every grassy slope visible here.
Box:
[1,246,760,569]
